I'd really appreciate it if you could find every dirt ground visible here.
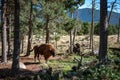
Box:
[0,56,39,71]
[0,54,62,80]
[0,55,61,70]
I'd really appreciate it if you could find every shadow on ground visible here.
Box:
[0,68,36,80]
[24,62,40,65]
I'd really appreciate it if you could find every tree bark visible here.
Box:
[7,15,12,56]
[73,27,77,46]
[108,0,117,24]
[11,0,20,75]
[45,15,50,43]
[20,34,24,53]
[73,10,79,46]
[70,30,73,54]
[99,0,108,64]
[1,0,7,63]
[26,1,33,56]
[117,18,120,42]
[69,13,74,54]
[90,0,95,54]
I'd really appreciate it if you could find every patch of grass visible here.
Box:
[46,54,97,73]
[83,56,97,63]
[47,54,79,71]
[48,59,77,72]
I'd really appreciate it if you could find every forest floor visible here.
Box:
[0,54,63,80]
[0,35,120,80]
[0,55,38,80]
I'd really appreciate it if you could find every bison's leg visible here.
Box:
[37,53,41,63]
[44,56,49,63]
[34,53,37,62]
[45,59,48,63]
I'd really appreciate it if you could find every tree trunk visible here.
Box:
[26,1,33,56]
[1,0,7,63]
[11,0,20,75]
[117,18,120,42]
[99,0,108,64]
[73,27,77,45]
[55,40,57,49]
[108,0,117,24]
[20,34,24,53]
[69,13,74,54]
[73,10,79,46]
[7,15,12,56]
[70,30,73,54]
[45,15,50,43]
[90,0,95,54]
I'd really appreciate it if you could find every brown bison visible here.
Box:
[31,43,56,63]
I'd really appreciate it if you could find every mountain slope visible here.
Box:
[73,8,120,25]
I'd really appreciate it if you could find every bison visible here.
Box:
[73,43,81,55]
[31,43,56,63]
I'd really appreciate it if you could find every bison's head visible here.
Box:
[50,49,56,57]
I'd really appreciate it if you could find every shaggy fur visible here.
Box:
[31,43,56,63]
[73,43,81,54]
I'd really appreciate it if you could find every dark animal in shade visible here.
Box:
[73,43,81,54]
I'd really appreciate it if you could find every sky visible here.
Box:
[79,0,120,13]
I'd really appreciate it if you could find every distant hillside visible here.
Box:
[73,8,120,25]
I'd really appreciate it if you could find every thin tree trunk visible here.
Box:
[90,0,95,54]
[20,34,24,53]
[99,0,108,64]
[7,15,12,56]
[45,15,50,43]
[0,3,2,56]
[1,0,7,63]
[21,38,24,53]
[108,0,117,24]
[73,10,79,45]
[117,18,120,42]
[54,32,58,49]
[55,40,57,49]
[70,30,73,54]
[73,27,77,46]
[70,13,73,54]
[26,1,33,56]
[12,0,20,75]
